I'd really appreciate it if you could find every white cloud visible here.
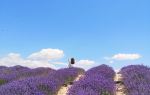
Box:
[77,60,95,65]
[73,60,95,70]
[0,48,65,69]
[28,48,64,61]
[111,53,141,60]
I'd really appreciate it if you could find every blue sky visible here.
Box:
[0,0,150,70]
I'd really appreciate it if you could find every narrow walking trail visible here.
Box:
[57,75,83,95]
[114,72,126,95]
[58,72,127,95]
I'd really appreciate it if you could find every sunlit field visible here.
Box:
[0,64,149,95]
[1,0,150,95]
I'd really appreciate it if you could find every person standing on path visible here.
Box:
[68,58,75,68]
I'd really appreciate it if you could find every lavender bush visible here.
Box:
[68,64,115,95]
[0,67,84,95]
[85,64,115,79]
[0,66,55,86]
[0,65,30,85]
[120,65,150,95]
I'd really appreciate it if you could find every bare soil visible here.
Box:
[57,75,83,95]
[114,72,126,95]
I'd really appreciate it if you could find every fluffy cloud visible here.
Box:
[111,53,141,60]
[104,53,142,64]
[28,48,64,60]
[74,60,96,70]
[0,48,65,69]
[0,48,97,70]
[77,60,95,65]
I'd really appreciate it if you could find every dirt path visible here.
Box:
[114,72,126,95]
[57,75,83,95]
[57,73,126,95]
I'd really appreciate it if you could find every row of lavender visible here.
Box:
[0,65,55,85]
[120,65,150,95]
[1,64,149,95]
[67,64,115,95]
[0,66,84,95]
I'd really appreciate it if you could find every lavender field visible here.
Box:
[0,64,150,95]
[1,0,149,94]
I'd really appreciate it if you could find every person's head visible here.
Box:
[71,58,75,64]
